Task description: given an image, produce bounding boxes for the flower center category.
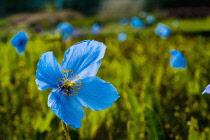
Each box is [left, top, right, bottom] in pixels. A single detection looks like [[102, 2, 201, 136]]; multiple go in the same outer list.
[[63, 80, 76, 89], [18, 39, 25, 46], [57, 70, 82, 97]]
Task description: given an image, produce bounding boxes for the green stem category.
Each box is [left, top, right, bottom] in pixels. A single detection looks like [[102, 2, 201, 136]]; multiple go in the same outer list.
[[61, 120, 71, 140]]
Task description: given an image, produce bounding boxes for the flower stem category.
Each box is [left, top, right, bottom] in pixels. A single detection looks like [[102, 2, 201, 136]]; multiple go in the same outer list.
[[61, 120, 71, 140]]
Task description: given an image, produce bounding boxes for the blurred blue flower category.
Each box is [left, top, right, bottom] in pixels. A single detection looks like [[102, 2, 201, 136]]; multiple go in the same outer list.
[[57, 22, 73, 41], [146, 15, 155, 24], [202, 84, 210, 94], [34, 25, 42, 34], [90, 23, 102, 35], [155, 23, 171, 38], [130, 17, 145, 28], [172, 19, 179, 28], [120, 17, 129, 25], [169, 49, 186, 69], [140, 11, 147, 18], [72, 28, 80, 37], [10, 31, 28, 54], [118, 33, 127, 42], [36, 40, 119, 129]]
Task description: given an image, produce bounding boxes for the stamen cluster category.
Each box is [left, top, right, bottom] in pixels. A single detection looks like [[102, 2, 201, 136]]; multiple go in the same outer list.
[[57, 70, 82, 97]]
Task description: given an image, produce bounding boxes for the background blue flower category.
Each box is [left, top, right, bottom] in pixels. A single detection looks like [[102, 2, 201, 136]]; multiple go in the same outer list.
[[155, 23, 171, 38], [202, 84, 210, 94], [120, 17, 129, 26], [130, 16, 145, 28], [140, 11, 147, 18], [57, 22, 73, 41], [72, 28, 80, 37], [36, 40, 120, 129], [146, 15, 155, 24], [169, 49, 187, 69], [10, 31, 28, 54], [118, 33, 127, 42], [90, 23, 102, 35]]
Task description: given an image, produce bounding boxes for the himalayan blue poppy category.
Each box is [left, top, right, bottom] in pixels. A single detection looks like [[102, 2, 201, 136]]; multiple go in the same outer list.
[[34, 25, 42, 34], [72, 28, 80, 37], [146, 15, 155, 24], [130, 17, 145, 28], [155, 23, 171, 38], [118, 33, 127, 42], [170, 49, 186, 69], [36, 40, 119, 129], [57, 22, 73, 41], [120, 17, 129, 25], [202, 84, 210, 94], [90, 23, 101, 35], [10, 31, 28, 54]]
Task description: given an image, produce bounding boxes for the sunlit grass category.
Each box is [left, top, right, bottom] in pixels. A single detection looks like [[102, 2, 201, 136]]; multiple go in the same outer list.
[[0, 16, 210, 139]]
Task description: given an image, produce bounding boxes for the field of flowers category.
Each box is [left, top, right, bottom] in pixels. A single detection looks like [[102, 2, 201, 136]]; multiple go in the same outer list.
[[1, 15, 210, 140]]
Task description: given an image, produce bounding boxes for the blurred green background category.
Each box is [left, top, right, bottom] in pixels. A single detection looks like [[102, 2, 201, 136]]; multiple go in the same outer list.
[[1, 0, 210, 140]]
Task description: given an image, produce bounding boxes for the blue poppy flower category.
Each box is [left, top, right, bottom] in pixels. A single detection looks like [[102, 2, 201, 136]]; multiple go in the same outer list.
[[120, 17, 129, 26], [172, 19, 179, 28], [11, 31, 28, 54], [34, 25, 42, 34], [90, 23, 101, 35], [130, 17, 145, 28], [169, 49, 186, 69], [146, 15, 155, 24], [72, 28, 80, 37], [140, 11, 147, 18], [118, 33, 127, 42], [155, 23, 171, 38], [35, 40, 119, 129], [57, 22, 73, 41], [202, 84, 210, 94]]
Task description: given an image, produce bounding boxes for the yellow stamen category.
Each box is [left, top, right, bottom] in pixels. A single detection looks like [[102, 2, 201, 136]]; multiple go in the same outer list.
[[56, 69, 82, 97], [63, 80, 76, 88]]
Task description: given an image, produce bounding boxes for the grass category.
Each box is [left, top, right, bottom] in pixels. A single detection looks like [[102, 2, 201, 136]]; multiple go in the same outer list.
[[0, 15, 210, 140]]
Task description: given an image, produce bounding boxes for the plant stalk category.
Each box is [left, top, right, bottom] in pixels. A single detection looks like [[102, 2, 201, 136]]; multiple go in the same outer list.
[[61, 120, 71, 140]]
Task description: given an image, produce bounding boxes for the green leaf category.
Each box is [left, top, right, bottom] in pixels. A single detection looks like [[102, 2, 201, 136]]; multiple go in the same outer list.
[[38, 110, 54, 132], [144, 105, 164, 140], [188, 117, 199, 140]]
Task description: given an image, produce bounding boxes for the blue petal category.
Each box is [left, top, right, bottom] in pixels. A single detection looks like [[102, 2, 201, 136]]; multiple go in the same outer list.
[[120, 17, 128, 25], [62, 40, 106, 79], [57, 22, 73, 41], [57, 22, 73, 35], [118, 33, 127, 42], [10, 31, 28, 54], [155, 23, 171, 38], [91, 23, 101, 35], [48, 90, 85, 128], [202, 84, 210, 94], [36, 52, 62, 91], [130, 17, 145, 28], [170, 49, 186, 69], [146, 15, 155, 24], [75, 77, 120, 111]]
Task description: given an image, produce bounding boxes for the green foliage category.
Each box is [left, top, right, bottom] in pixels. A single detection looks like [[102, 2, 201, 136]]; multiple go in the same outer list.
[[188, 117, 199, 140], [144, 105, 164, 140], [0, 16, 210, 140]]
